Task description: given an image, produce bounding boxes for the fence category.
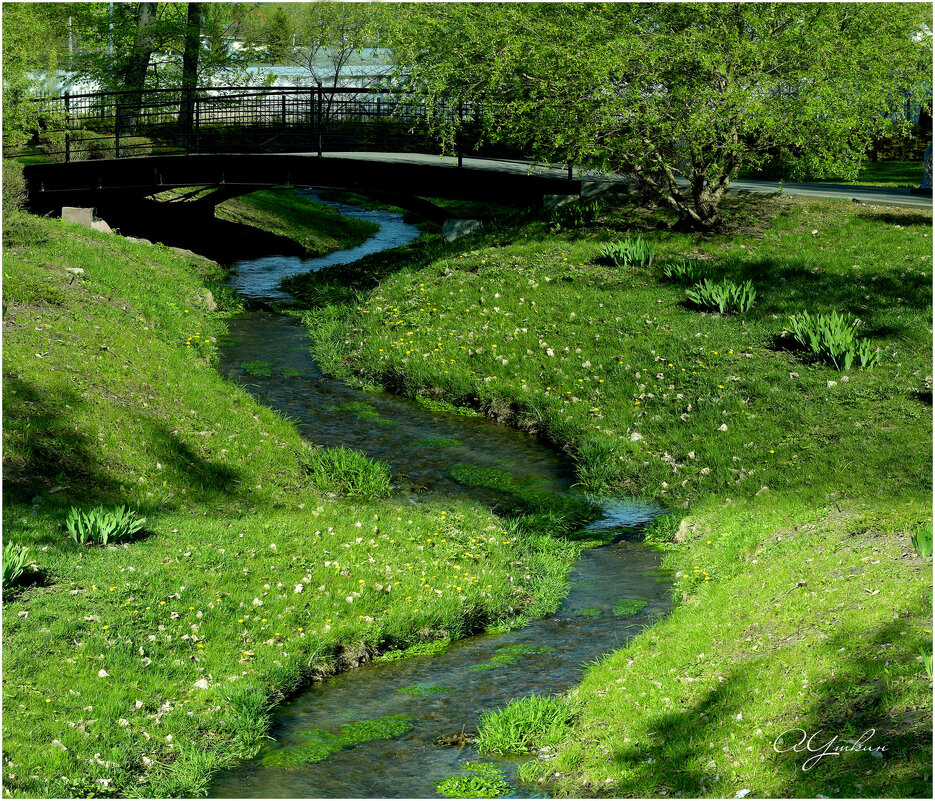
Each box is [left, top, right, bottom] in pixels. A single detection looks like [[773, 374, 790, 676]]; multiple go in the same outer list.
[[13, 84, 495, 165]]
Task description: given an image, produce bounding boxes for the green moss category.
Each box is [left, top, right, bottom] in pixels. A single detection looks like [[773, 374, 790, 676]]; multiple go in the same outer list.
[[490, 644, 556, 665], [415, 436, 463, 448], [396, 683, 455, 695], [450, 464, 517, 492], [435, 762, 512, 798], [575, 607, 603, 616], [613, 598, 649, 616], [282, 368, 303, 378], [263, 714, 415, 767], [241, 360, 272, 377], [377, 638, 451, 661]]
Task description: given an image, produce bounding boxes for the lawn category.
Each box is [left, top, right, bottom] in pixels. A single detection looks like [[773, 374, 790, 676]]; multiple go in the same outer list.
[[287, 189, 933, 797]]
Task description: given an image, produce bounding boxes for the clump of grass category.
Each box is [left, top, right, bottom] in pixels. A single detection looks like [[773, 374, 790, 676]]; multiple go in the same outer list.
[[549, 199, 603, 231], [2, 543, 35, 594], [477, 693, 578, 755], [787, 310, 879, 370], [662, 257, 709, 284], [613, 598, 648, 615], [910, 523, 933, 558], [686, 278, 756, 314], [65, 505, 146, 546], [415, 397, 481, 416], [597, 237, 655, 269], [436, 763, 512, 799], [304, 446, 392, 499], [643, 513, 681, 543]]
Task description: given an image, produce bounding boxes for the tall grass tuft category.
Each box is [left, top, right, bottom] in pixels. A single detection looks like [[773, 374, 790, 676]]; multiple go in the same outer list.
[[686, 278, 756, 314], [477, 693, 578, 754], [2, 543, 35, 594], [597, 237, 655, 269], [65, 505, 146, 546], [910, 523, 933, 558], [787, 311, 879, 370], [305, 446, 393, 499], [662, 257, 709, 284]]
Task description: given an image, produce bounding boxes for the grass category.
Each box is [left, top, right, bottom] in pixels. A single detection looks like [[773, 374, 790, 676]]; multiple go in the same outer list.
[[289, 190, 932, 797], [477, 693, 578, 755], [739, 160, 924, 188], [214, 187, 379, 255], [0, 205, 586, 798], [436, 762, 513, 798]]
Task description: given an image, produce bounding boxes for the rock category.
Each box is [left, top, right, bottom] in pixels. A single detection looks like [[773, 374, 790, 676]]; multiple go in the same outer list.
[[442, 218, 482, 242], [124, 236, 153, 245], [90, 219, 112, 234], [755, 486, 769, 496], [61, 207, 95, 227], [718, 423, 728, 431], [192, 678, 209, 689], [629, 432, 643, 442], [202, 290, 218, 313], [64, 267, 85, 277], [675, 520, 692, 543]]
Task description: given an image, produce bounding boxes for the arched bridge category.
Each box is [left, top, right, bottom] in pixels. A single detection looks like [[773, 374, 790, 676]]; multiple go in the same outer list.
[[18, 85, 584, 214]]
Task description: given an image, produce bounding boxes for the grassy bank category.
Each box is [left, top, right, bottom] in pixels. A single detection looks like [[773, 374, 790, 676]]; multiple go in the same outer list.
[[288, 191, 933, 796], [739, 160, 924, 188], [0, 198, 585, 797]]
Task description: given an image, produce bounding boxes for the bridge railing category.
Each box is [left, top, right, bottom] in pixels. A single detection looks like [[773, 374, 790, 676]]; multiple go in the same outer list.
[[10, 84, 503, 165]]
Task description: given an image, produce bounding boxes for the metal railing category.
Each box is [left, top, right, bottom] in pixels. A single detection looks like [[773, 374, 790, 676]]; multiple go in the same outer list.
[[11, 84, 497, 165]]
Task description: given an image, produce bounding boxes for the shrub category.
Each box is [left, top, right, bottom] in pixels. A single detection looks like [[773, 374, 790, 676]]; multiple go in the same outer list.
[[2, 543, 35, 594], [662, 258, 709, 284], [477, 693, 578, 754], [597, 237, 655, 269], [686, 277, 756, 314], [305, 446, 393, 498], [787, 310, 879, 370], [65, 505, 146, 546], [2, 160, 45, 248]]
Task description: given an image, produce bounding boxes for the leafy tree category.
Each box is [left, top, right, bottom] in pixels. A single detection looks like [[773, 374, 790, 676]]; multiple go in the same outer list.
[[264, 4, 293, 65], [388, 3, 933, 230]]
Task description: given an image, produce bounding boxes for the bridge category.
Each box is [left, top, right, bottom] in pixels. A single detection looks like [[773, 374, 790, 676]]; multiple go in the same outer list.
[[17, 84, 583, 215], [15, 84, 931, 217]]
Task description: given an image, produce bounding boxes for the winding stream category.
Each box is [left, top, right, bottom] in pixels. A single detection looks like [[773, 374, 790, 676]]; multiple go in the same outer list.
[[208, 191, 672, 798]]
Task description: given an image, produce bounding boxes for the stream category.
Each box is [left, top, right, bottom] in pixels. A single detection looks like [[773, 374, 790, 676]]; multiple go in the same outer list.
[[208, 191, 672, 798]]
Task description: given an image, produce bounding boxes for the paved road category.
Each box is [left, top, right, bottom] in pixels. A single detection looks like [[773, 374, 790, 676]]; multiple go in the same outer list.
[[314, 151, 933, 211]]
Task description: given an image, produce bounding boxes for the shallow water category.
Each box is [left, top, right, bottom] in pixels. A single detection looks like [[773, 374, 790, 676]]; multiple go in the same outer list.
[[209, 194, 671, 798]]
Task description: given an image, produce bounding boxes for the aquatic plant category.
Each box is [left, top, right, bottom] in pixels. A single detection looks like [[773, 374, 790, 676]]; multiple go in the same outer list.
[[415, 436, 463, 448], [613, 598, 649, 616], [575, 607, 603, 616], [240, 360, 272, 377], [378, 638, 451, 661], [397, 683, 454, 695], [435, 763, 512, 799], [65, 505, 146, 546], [262, 714, 415, 767]]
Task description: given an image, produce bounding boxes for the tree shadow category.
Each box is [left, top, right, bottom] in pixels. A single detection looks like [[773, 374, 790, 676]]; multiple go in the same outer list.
[[859, 210, 933, 228]]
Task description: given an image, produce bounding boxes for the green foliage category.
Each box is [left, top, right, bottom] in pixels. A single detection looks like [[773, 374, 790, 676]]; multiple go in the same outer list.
[[37, 129, 152, 162], [65, 505, 146, 547], [2, 543, 35, 594], [910, 523, 933, 558], [613, 598, 649, 615], [396, 683, 454, 695], [378, 638, 451, 661], [787, 311, 880, 370], [662, 258, 709, 285], [415, 436, 463, 448], [643, 513, 681, 543], [263, 714, 415, 766], [2, 160, 46, 249], [549, 199, 603, 231], [304, 446, 393, 499], [686, 278, 756, 314], [435, 763, 512, 799], [240, 360, 272, 377], [477, 693, 578, 755], [388, 4, 932, 229], [597, 237, 655, 269], [575, 607, 603, 616]]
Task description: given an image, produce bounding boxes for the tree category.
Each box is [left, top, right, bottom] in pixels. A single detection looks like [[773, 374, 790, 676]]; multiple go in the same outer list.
[[388, 3, 933, 230], [264, 5, 293, 65]]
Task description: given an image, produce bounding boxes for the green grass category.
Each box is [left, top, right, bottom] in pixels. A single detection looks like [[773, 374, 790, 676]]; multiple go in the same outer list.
[[290, 191, 932, 797], [0, 210, 585, 798], [477, 693, 578, 755], [214, 188, 379, 255], [739, 160, 924, 188]]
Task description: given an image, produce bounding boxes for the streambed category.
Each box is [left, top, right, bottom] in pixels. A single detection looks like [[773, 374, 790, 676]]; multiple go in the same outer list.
[[209, 191, 672, 797]]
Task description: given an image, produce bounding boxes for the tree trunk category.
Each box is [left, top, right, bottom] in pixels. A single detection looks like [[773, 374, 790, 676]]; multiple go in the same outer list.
[[117, 2, 158, 139], [178, 2, 203, 148]]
